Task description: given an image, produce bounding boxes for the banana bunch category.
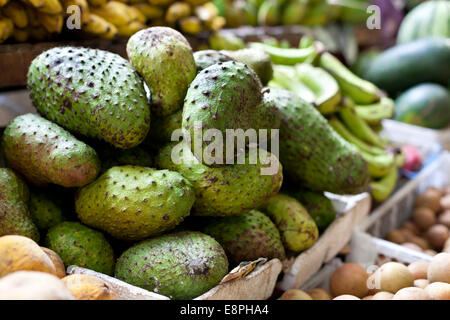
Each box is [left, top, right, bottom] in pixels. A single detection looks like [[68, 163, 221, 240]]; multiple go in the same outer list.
[[0, 0, 64, 43], [264, 39, 399, 203]]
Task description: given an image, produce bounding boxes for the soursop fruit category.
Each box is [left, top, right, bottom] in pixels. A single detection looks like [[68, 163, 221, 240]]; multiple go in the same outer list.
[[29, 190, 65, 231], [155, 142, 283, 216], [75, 165, 195, 241], [145, 109, 182, 146], [2, 114, 100, 187], [115, 231, 228, 299], [27, 47, 151, 149], [0, 168, 40, 242], [127, 27, 197, 117], [94, 143, 153, 173], [45, 222, 115, 275], [193, 50, 235, 72], [200, 210, 286, 265]]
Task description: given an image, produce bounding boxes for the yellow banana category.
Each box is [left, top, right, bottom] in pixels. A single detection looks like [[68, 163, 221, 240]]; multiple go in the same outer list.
[[2, 1, 28, 28], [370, 165, 398, 203], [13, 28, 29, 42], [127, 6, 146, 24], [83, 13, 117, 38], [206, 16, 225, 31], [62, 0, 90, 23], [0, 0, 10, 7], [91, 1, 133, 26], [148, 0, 174, 6], [131, 3, 163, 20], [23, 0, 45, 10], [86, 0, 106, 7], [179, 16, 201, 35], [116, 20, 145, 36], [165, 2, 191, 24], [0, 16, 13, 43], [354, 97, 394, 126], [25, 6, 41, 27], [195, 2, 218, 23], [37, 12, 63, 33], [28, 25, 49, 40], [33, 0, 63, 15], [184, 0, 208, 5]]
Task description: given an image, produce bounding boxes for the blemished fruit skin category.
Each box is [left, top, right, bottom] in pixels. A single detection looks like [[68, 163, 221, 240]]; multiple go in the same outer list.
[[0, 169, 40, 242], [45, 222, 115, 275], [261, 193, 318, 252], [265, 87, 369, 194], [27, 47, 150, 149], [394, 83, 450, 130], [75, 165, 195, 241], [115, 231, 229, 299], [193, 50, 235, 72], [221, 48, 274, 85], [29, 190, 65, 231], [127, 27, 196, 117], [156, 143, 283, 216], [200, 210, 286, 265], [2, 114, 100, 187]]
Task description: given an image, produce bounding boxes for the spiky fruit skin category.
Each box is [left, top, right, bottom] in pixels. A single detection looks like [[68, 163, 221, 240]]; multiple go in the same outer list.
[[221, 49, 273, 85], [156, 143, 283, 216], [45, 222, 115, 275], [2, 114, 100, 187], [261, 193, 318, 252], [0, 169, 39, 242], [127, 27, 196, 117], [265, 88, 369, 194], [94, 143, 153, 173], [193, 50, 235, 72], [27, 47, 150, 149], [29, 190, 65, 231], [146, 109, 182, 146], [115, 231, 228, 299], [201, 210, 286, 265], [75, 165, 195, 241]]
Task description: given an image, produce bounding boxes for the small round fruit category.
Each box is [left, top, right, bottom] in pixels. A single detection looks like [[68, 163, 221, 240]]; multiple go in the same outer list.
[[440, 195, 450, 210], [400, 228, 417, 242], [306, 288, 332, 300], [371, 291, 394, 300], [0, 235, 56, 278], [414, 279, 429, 289], [402, 221, 421, 236], [280, 289, 312, 300], [392, 287, 431, 300], [333, 295, 360, 300], [425, 224, 449, 249], [386, 230, 406, 244], [415, 191, 441, 212], [41, 247, 66, 278], [412, 207, 436, 230], [62, 274, 118, 300], [329, 263, 369, 298], [409, 236, 430, 250], [425, 282, 450, 300], [427, 252, 450, 283], [437, 210, 450, 228], [408, 261, 429, 280], [368, 262, 414, 293]]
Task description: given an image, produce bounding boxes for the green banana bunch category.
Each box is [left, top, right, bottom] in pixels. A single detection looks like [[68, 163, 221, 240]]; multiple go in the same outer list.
[[370, 165, 398, 203], [354, 97, 394, 126], [249, 42, 318, 65]]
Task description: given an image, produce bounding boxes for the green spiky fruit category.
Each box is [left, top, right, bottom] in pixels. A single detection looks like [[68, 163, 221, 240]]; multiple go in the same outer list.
[[115, 231, 228, 299], [127, 27, 197, 117], [221, 49, 273, 85], [95, 143, 153, 173], [146, 109, 183, 146], [200, 210, 286, 265], [193, 50, 235, 72], [75, 165, 195, 241], [27, 46, 150, 149], [2, 114, 100, 187], [0, 168, 39, 242], [261, 193, 318, 252], [264, 88, 369, 194], [45, 222, 114, 275], [156, 143, 283, 216], [29, 190, 65, 231]]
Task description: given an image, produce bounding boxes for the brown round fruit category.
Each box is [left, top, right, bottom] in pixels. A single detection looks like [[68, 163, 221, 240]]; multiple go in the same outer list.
[[368, 262, 414, 293], [414, 279, 429, 289], [329, 263, 369, 298], [333, 294, 360, 300], [392, 287, 431, 300], [400, 228, 417, 242], [438, 210, 450, 228], [425, 282, 450, 300], [402, 222, 421, 236], [440, 195, 450, 211], [412, 207, 436, 231], [427, 252, 450, 283], [0, 235, 56, 278], [415, 191, 441, 212], [279, 289, 312, 300], [425, 224, 449, 249], [305, 288, 332, 300], [402, 242, 423, 252], [62, 274, 118, 300], [41, 247, 65, 278], [371, 291, 394, 300], [409, 236, 430, 250], [386, 230, 406, 244], [408, 261, 429, 280]]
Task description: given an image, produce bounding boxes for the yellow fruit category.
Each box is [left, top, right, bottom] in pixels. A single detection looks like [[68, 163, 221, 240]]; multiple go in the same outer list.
[[127, 6, 146, 23], [36, 0, 63, 14], [62, 274, 118, 300], [41, 247, 66, 279], [165, 2, 191, 24], [148, 0, 174, 6], [0, 16, 14, 43], [194, 2, 217, 22], [24, 0, 46, 10], [116, 20, 145, 36], [13, 28, 29, 42], [37, 12, 64, 33], [86, 0, 106, 6], [179, 16, 201, 34], [90, 1, 132, 26], [205, 15, 225, 31], [131, 3, 163, 20], [2, 1, 28, 28], [83, 13, 117, 38], [0, 0, 10, 7]]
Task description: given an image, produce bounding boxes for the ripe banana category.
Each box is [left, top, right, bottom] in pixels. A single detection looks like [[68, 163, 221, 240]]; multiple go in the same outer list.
[[127, 6, 146, 24], [328, 117, 385, 156], [91, 1, 132, 26], [295, 63, 341, 114], [62, 0, 90, 24], [83, 13, 117, 38], [165, 2, 191, 24], [318, 52, 382, 105], [2, 1, 28, 28], [36, 0, 63, 15], [206, 16, 225, 31], [0, 0, 10, 7], [354, 97, 394, 126], [86, 0, 106, 7], [131, 3, 163, 20], [339, 98, 385, 148], [249, 42, 317, 65], [37, 12, 63, 33], [13, 28, 29, 42], [179, 16, 201, 35], [25, 6, 41, 26], [0, 16, 13, 43], [116, 20, 145, 37], [370, 165, 398, 203]]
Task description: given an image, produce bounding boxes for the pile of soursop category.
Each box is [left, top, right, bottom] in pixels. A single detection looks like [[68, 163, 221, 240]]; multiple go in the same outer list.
[[0, 26, 370, 300]]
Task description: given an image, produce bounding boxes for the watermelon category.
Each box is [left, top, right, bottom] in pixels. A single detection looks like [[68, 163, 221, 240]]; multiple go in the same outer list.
[[394, 83, 450, 130], [397, 0, 450, 44]]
